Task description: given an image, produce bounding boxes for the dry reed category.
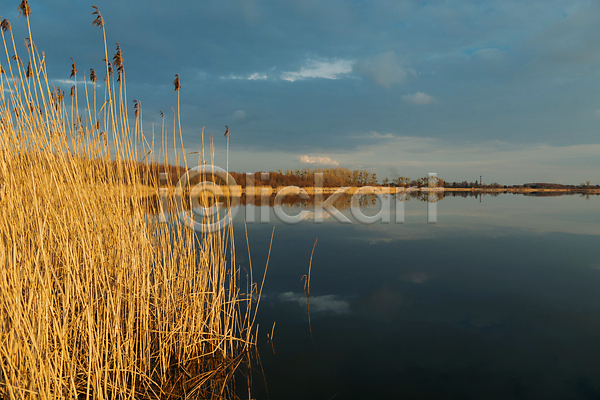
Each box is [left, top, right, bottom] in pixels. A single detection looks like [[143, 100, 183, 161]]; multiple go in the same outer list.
[[0, 4, 256, 399]]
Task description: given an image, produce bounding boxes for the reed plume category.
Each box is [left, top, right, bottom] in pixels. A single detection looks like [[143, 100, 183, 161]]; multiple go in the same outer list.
[[173, 73, 181, 91], [1, 19, 11, 32], [113, 42, 123, 82], [91, 5, 104, 28], [17, 0, 30, 18], [70, 57, 77, 77], [103, 59, 112, 79]]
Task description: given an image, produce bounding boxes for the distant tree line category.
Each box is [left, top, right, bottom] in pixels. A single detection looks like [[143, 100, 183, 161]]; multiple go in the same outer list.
[[132, 162, 597, 190], [381, 176, 445, 188], [144, 165, 447, 188], [229, 168, 379, 188], [444, 180, 500, 188], [444, 181, 600, 190], [521, 182, 599, 189], [443, 181, 599, 189], [230, 169, 448, 188]]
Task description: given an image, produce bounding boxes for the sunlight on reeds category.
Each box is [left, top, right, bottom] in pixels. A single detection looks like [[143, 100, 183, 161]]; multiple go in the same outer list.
[[0, 3, 256, 398]]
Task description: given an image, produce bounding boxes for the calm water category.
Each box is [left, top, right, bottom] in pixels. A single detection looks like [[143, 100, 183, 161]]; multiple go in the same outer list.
[[226, 193, 600, 399]]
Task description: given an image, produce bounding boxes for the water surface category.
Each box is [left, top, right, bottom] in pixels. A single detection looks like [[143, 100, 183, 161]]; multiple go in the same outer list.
[[232, 193, 600, 399]]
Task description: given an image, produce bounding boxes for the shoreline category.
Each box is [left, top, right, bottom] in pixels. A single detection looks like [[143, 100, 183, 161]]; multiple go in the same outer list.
[[150, 185, 600, 196]]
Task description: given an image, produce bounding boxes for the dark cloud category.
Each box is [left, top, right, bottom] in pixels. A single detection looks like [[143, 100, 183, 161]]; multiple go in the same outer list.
[[4, 0, 598, 181]]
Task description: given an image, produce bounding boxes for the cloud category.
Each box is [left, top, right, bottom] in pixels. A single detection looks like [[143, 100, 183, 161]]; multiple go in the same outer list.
[[280, 59, 354, 82], [300, 155, 339, 166], [368, 131, 394, 139], [401, 92, 435, 105], [342, 137, 600, 185], [221, 72, 268, 80], [524, 2, 600, 68], [220, 131, 600, 186], [222, 59, 354, 83], [52, 79, 98, 86], [233, 110, 247, 120], [247, 72, 268, 80], [279, 292, 350, 314], [354, 51, 411, 88]]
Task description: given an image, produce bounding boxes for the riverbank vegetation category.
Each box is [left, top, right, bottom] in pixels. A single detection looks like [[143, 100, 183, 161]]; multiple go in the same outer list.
[[0, 2, 255, 398]]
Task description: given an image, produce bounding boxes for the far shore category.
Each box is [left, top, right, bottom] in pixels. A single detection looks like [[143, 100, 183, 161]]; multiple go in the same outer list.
[[147, 185, 600, 196]]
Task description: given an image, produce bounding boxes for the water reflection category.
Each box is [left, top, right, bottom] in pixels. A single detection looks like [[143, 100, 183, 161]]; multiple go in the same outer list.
[[232, 194, 600, 399], [143, 190, 444, 213], [143, 189, 599, 215]]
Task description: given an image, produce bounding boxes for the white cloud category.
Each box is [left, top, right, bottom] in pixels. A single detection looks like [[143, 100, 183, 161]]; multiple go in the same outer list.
[[221, 72, 268, 80], [354, 51, 412, 89], [247, 72, 268, 80], [401, 92, 435, 105], [279, 292, 350, 314], [300, 155, 339, 166], [219, 59, 354, 83], [280, 59, 354, 82], [52, 78, 98, 86], [368, 131, 394, 139], [233, 110, 247, 120]]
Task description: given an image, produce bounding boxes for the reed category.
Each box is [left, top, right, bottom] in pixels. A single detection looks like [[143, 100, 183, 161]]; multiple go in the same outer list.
[[0, 3, 256, 398]]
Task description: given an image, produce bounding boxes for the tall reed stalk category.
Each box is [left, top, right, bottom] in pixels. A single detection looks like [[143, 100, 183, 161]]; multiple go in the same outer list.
[[0, 3, 256, 398]]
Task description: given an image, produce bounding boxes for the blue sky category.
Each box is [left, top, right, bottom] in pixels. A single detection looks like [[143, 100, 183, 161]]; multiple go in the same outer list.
[[3, 0, 600, 184]]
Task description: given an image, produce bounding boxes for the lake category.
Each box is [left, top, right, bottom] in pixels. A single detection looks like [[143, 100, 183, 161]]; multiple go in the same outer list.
[[226, 192, 600, 399]]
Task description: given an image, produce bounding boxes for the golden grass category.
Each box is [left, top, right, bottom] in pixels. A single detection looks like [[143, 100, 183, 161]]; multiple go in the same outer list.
[[0, 3, 256, 398]]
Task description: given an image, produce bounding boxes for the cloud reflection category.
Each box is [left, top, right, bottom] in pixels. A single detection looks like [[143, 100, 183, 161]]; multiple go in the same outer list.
[[279, 292, 350, 315]]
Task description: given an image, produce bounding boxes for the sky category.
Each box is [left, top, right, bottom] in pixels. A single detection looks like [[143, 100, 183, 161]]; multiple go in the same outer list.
[[2, 0, 600, 184]]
